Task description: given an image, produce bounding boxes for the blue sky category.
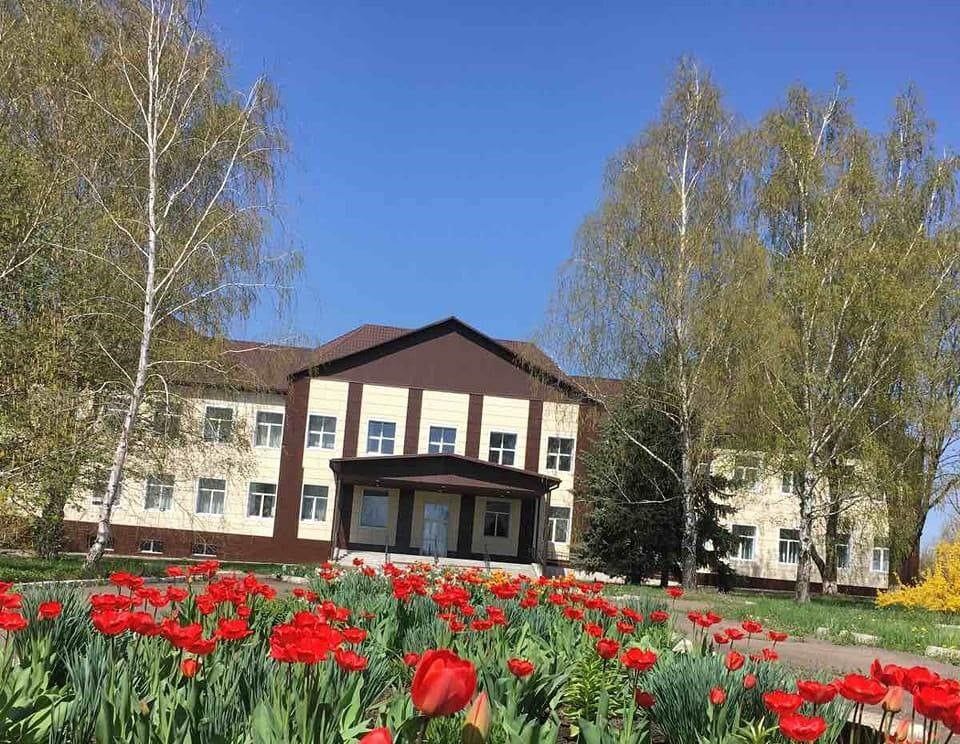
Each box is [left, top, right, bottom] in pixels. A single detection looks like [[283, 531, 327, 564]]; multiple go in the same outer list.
[[207, 1, 959, 544]]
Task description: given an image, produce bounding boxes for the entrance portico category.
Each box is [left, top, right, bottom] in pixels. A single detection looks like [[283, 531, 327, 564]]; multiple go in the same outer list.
[[329, 453, 560, 564]]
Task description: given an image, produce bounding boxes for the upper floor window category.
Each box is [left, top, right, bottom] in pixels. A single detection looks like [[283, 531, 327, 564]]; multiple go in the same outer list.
[[872, 546, 890, 574], [91, 468, 122, 506], [428, 426, 457, 454], [254, 411, 284, 448], [144, 474, 174, 512], [301, 484, 328, 522], [781, 470, 799, 495], [836, 533, 851, 569], [152, 400, 182, 437], [488, 432, 517, 466], [366, 421, 396, 455], [548, 506, 571, 543], [359, 488, 389, 528], [196, 478, 226, 515], [203, 406, 234, 443], [778, 528, 800, 564], [307, 415, 337, 449], [483, 500, 511, 538], [545, 437, 574, 472], [247, 482, 277, 518], [733, 455, 761, 490], [732, 524, 757, 561]]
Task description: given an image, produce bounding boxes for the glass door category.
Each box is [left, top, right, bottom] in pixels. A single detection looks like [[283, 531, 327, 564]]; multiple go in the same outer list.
[[421, 502, 450, 558]]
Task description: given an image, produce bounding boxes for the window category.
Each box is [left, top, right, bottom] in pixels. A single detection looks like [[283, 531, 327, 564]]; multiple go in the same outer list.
[[91, 469, 122, 506], [548, 506, 571, 543], [99, 392, 128, 429], [203, 406, 234, 443], [732, 525, 757, 561], [300, 485, 328, 522], [196, 478, 226, 515], [483, 500, 511, 538], [254, 411, 284, 448], [192, 542, 218, 557], [734, 456, 761, 490], [836, 533, 851, 570], [488, 432, 518, 466], [359, 489, 389, 528], [139, 539, 164, 554], [428, 426, 457, 454], [247, 482, 277, 518], [86, 533, 114, 551], [152, 401, 181, 437], [144, 475, 174, 511], [781, 471, 801, 495], [546, 437, 574, 471], [872, 546, 890, 573], [306, 415, 337, 449], [778, 528, 801, 564], [366, 421, 396, 454]]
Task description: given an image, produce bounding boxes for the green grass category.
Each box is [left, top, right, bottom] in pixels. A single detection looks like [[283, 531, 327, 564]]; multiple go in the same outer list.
[[0, 554, 294, 583], [606, 583, 960, 656]]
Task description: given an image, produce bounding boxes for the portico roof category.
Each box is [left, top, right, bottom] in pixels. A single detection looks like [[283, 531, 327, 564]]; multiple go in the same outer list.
[[329, 453, 560, 499]]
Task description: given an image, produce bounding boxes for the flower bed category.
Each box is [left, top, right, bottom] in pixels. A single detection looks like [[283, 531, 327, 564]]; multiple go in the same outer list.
[[0, 562, 957, 743]]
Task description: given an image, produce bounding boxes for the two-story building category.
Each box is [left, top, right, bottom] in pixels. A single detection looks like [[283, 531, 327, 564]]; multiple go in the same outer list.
[[64, 317, 594, 569]]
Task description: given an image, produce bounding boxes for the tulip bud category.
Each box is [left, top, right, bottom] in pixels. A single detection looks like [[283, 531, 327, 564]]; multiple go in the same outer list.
[[180, 658, 198, 678], [462, 692, 490, 744], [882, 686, 904, 713], [888, 719, 910, 743]]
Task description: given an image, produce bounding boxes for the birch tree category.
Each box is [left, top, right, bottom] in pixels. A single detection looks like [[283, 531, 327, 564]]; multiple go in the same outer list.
[[549, 59, 762, 589], [69, 0, 295, 565]]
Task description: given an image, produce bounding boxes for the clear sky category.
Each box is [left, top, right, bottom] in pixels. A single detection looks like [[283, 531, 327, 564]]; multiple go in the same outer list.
[[206, 1, 959, 544]]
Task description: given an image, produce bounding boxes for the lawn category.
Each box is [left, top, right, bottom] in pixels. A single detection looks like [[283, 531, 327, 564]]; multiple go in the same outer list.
[[606, 583, 960, 656], [0, 553, 292, 583]]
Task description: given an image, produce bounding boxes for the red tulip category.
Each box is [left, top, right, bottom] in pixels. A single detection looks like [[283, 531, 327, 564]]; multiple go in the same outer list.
[[507, 658, 535, 678], [763, 690, 804, 716], [635, 689, 655, 708], [713, 632, 730, 645], [0, 611, 27, 632], [621, 648, 658, 673], [836, 674, 887, 706], [359, 728, 392, 744], [743, 674, 757, 690], [779, 713, 827, 742], [403, 652, 421, 667], [725, 651, 745, 672], [334, 648, 368, 672], [91, 609, 130, 636], [596, 638, 620, 660], [768, 630, 788, 644], [797, 680, 837, 706], [216, 618, 252, 641], [667, 587, 683, 600], [902, 665, 939, 695], [650, 610, 669, 624], [709, 687, 727, 705], [914, 684, 960, 722], [37, 601, 62, 620], [411, 649, 477, 717], [741, 620, 763, 635], [870, 659, 905, 687], [180, 658, 199, 678]]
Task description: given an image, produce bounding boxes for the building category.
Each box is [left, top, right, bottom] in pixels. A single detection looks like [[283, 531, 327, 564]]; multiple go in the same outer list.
[[62, 316, 888, 592]]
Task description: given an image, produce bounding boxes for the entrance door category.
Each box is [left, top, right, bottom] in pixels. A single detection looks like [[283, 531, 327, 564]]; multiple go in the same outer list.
[[422, 502, 450, 558]]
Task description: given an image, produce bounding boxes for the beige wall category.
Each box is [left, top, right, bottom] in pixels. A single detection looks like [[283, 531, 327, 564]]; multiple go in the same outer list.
[[418, 390, 470, 455], [348, 485, 399, 546], [471, 496, 521, 557], [409, 491, 461, 552], [478, 396, 529, 467], [357, 384, 409, 456], [540, 400, 580, 561]]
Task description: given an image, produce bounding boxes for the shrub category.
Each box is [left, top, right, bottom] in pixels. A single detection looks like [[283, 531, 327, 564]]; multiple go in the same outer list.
[[877, 540, 960, 612]]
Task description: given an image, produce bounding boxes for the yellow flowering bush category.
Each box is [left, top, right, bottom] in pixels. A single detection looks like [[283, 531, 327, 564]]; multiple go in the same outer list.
[[877, 541, 960, 612]]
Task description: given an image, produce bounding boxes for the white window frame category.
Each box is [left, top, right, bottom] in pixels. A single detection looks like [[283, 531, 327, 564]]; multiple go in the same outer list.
[[733, 455, 762, 491], [253, 410, 284, 448], [359, 488, 390, 529], [87, 533, 115, 552], [144, 474, 174, 512], [191, 542, 218, 557], [871, 546, 890, 574], [203, 405, 234, 443], [731, 524, 758, 562], [483, 500, 512, 538], [488, 431, 518, 466], [781, 471, 796, 495], [545, 437, 574, 472], [778, 528, 801, 565], [139, 538, 164, 555], [306, 414, 338, 450], [366, 420, 396, 455], [300, 484, 329, 522], [836, 535, 851, 570], [247, 482, 277, 519], [547, 506, 571, 543], [428, 426, 457, 454], [196, 478, 226, 515]]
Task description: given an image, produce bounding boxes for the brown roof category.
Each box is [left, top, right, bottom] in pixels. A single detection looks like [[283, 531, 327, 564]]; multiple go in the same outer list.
[[570, 375, 624, 399]]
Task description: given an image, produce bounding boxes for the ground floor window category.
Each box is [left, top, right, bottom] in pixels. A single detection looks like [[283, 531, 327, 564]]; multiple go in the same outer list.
[[86, 533, 114, 551], [139, 538, 164, 554], [778, 528, 800, 564], [872, 546, 890, 573], [836, 533, 851, 569], [192, 542, 218, 557], [732, 524, 757, 561], [247, 482, 277, 518], [483, 500, 511, 538], [547, 506, 571, 543], [359, 489, 389, 528], [301, 484, 329, 522]]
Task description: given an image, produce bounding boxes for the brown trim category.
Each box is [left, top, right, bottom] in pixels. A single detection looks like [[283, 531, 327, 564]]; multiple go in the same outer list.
[[457, 494, 476, 555], [395, 488, 415, 550], [698, 572, 879, 598], [62, 521, 331, 564], [571, 402, 600, 544], [343, 382, 364, 458], [525, 400, 543, 472], [404, 388, 423, 454], [465, 394, 483, 458], [274, 375, 309, 546]]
